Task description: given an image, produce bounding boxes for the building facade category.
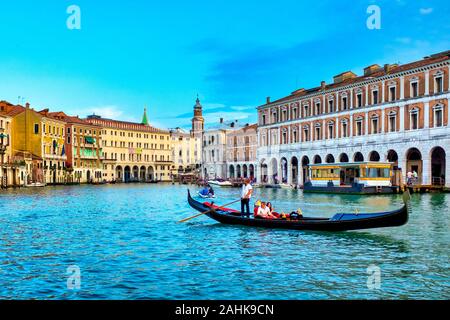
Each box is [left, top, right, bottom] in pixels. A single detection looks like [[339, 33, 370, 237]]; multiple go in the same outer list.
[[1, 102, 43, 186], [170, 128, 202, 176], [169, 98, 204, 177], [39, 109, 67, 184], [202, 127, 228, 180], [86, 109, 172, 182], [226, 123, 258, 181], [257, 50, 450, 188], [48, 112, 103, 183], [0, 111, 14, 187], [202, 119, 243, 180]]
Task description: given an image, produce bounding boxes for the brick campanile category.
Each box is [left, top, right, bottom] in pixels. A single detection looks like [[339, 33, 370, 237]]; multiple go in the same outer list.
[[191, 96, 204, 137]]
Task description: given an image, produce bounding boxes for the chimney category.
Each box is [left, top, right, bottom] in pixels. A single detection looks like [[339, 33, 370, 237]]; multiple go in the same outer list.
[[321, 81, 326, 90], [25, 103, 30, 109], [384, 64, 390, 73], [266, 96, 271, 104]]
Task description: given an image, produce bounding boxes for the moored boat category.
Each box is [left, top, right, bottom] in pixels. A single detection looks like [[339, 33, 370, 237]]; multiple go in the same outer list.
[[207, 179, 233, 187], [187, 190, 410, 231], [25, 182, 46, 188], [303, 162, 398, 195]]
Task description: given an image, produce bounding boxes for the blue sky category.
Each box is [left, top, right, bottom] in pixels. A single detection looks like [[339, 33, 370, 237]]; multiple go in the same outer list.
[[0, 0, 449, 129]]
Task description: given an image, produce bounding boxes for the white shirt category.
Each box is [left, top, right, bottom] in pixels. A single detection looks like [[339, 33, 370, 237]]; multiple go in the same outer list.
[[257, 206, 271, 218], [241, 183, 253, 199]]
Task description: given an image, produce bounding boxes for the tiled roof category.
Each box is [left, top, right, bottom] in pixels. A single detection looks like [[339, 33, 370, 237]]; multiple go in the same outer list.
[[0, 101, 25, 117], [260, 50, 450, 108], [47, 111, 100, 127], [85, 116, 169, 134]]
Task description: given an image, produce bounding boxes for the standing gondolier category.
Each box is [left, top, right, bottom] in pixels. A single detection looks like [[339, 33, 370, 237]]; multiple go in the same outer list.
[[240, 178, 253, 218]]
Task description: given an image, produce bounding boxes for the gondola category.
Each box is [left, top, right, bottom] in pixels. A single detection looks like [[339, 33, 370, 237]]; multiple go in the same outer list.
[[187, 190, 410, 232]]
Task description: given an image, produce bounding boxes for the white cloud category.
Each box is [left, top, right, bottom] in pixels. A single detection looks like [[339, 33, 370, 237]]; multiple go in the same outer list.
[[66, 105, 139, 123], [419, 8, 433, 15]]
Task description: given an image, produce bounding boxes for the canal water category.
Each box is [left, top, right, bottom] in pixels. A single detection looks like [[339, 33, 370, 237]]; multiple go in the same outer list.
[[0, 184, 448, 300]]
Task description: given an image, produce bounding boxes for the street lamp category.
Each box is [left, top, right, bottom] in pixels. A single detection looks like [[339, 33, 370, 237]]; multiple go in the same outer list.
[[0, 128, 10, 188]]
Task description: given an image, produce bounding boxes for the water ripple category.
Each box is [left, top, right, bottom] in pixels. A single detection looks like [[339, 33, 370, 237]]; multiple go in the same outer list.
[[0, 184, 449, 299]]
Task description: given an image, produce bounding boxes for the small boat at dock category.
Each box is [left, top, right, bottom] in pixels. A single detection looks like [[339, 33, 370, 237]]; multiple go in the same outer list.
[[187, 190, 410, 232], [207, 179, 233, 187]]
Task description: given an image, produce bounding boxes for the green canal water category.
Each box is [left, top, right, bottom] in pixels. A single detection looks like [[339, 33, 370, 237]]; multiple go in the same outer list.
[[0, 184, 449, 299]]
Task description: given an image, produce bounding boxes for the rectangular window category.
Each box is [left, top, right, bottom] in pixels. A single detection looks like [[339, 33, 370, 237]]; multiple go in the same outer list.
[[411, 82, 418, 97], [389, 116, 396, 132], [435, 109, 443, 127], [342, 123, 348, 138], [328, 125, 333, 139], [304, 129, 309, 141], [328, 100, 334, 113], [34, 123, 39, 134], [262, 115, 266, 125], [303, 106, 309, 117], [356, 94, 362, 108], [389, 87, 396, 102], [342, 97, 348, 110], [373, 91, 379, 105], [411, 112, 418, 130], [371, 118, 379, 134], [356, 121, 363, 136], [315, 127, 320, 140], [435, 77, 443, 93]]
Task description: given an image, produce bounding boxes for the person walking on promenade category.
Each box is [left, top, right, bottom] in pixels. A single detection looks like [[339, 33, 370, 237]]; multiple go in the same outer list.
[[240, 178, 253, 218]]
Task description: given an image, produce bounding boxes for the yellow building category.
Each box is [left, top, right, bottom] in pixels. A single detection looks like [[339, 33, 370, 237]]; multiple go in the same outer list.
[[1, 101, 43, 186], [39, 109, 68, 184], [169, 97, 204, 180], [85, 109, 172, 182]]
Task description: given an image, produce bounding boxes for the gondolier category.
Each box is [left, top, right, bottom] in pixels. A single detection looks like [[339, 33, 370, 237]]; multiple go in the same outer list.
[[240, 179, 253, 218]]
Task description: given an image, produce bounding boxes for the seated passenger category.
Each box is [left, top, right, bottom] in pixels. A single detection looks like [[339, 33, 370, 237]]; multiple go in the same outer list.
[[253, 200, 262, 217], [289, 208, 303, 220], [208, 185, 215, 196], [266, 202, 280, 218], [256, 202, 277, 219], [200, 187, 210, 196]]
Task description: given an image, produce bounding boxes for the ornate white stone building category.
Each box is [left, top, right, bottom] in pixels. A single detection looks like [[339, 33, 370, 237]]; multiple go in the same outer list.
[[202, 122, 228, 180], [257, 50, 450, 188]]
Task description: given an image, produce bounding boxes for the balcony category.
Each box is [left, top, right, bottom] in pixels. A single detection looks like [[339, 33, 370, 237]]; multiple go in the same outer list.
[[258, 126, 450, 156]]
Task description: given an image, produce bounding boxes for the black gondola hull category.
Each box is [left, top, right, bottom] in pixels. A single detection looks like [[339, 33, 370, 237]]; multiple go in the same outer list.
[[187, 191, 409, 232]]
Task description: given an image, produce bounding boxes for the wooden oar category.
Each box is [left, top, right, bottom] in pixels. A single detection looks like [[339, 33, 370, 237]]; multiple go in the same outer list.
[[179, 199, 242, 223]]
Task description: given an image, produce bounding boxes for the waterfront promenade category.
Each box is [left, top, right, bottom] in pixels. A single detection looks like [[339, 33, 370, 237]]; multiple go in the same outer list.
[[0, 184, 449, 299]]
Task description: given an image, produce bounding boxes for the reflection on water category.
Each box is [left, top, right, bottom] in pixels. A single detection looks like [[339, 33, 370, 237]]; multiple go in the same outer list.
[[0, 184, 449, 300]]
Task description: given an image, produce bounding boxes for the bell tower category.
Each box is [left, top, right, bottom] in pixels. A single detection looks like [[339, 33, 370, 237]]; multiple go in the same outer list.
[[191, 95, 204, 137]]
